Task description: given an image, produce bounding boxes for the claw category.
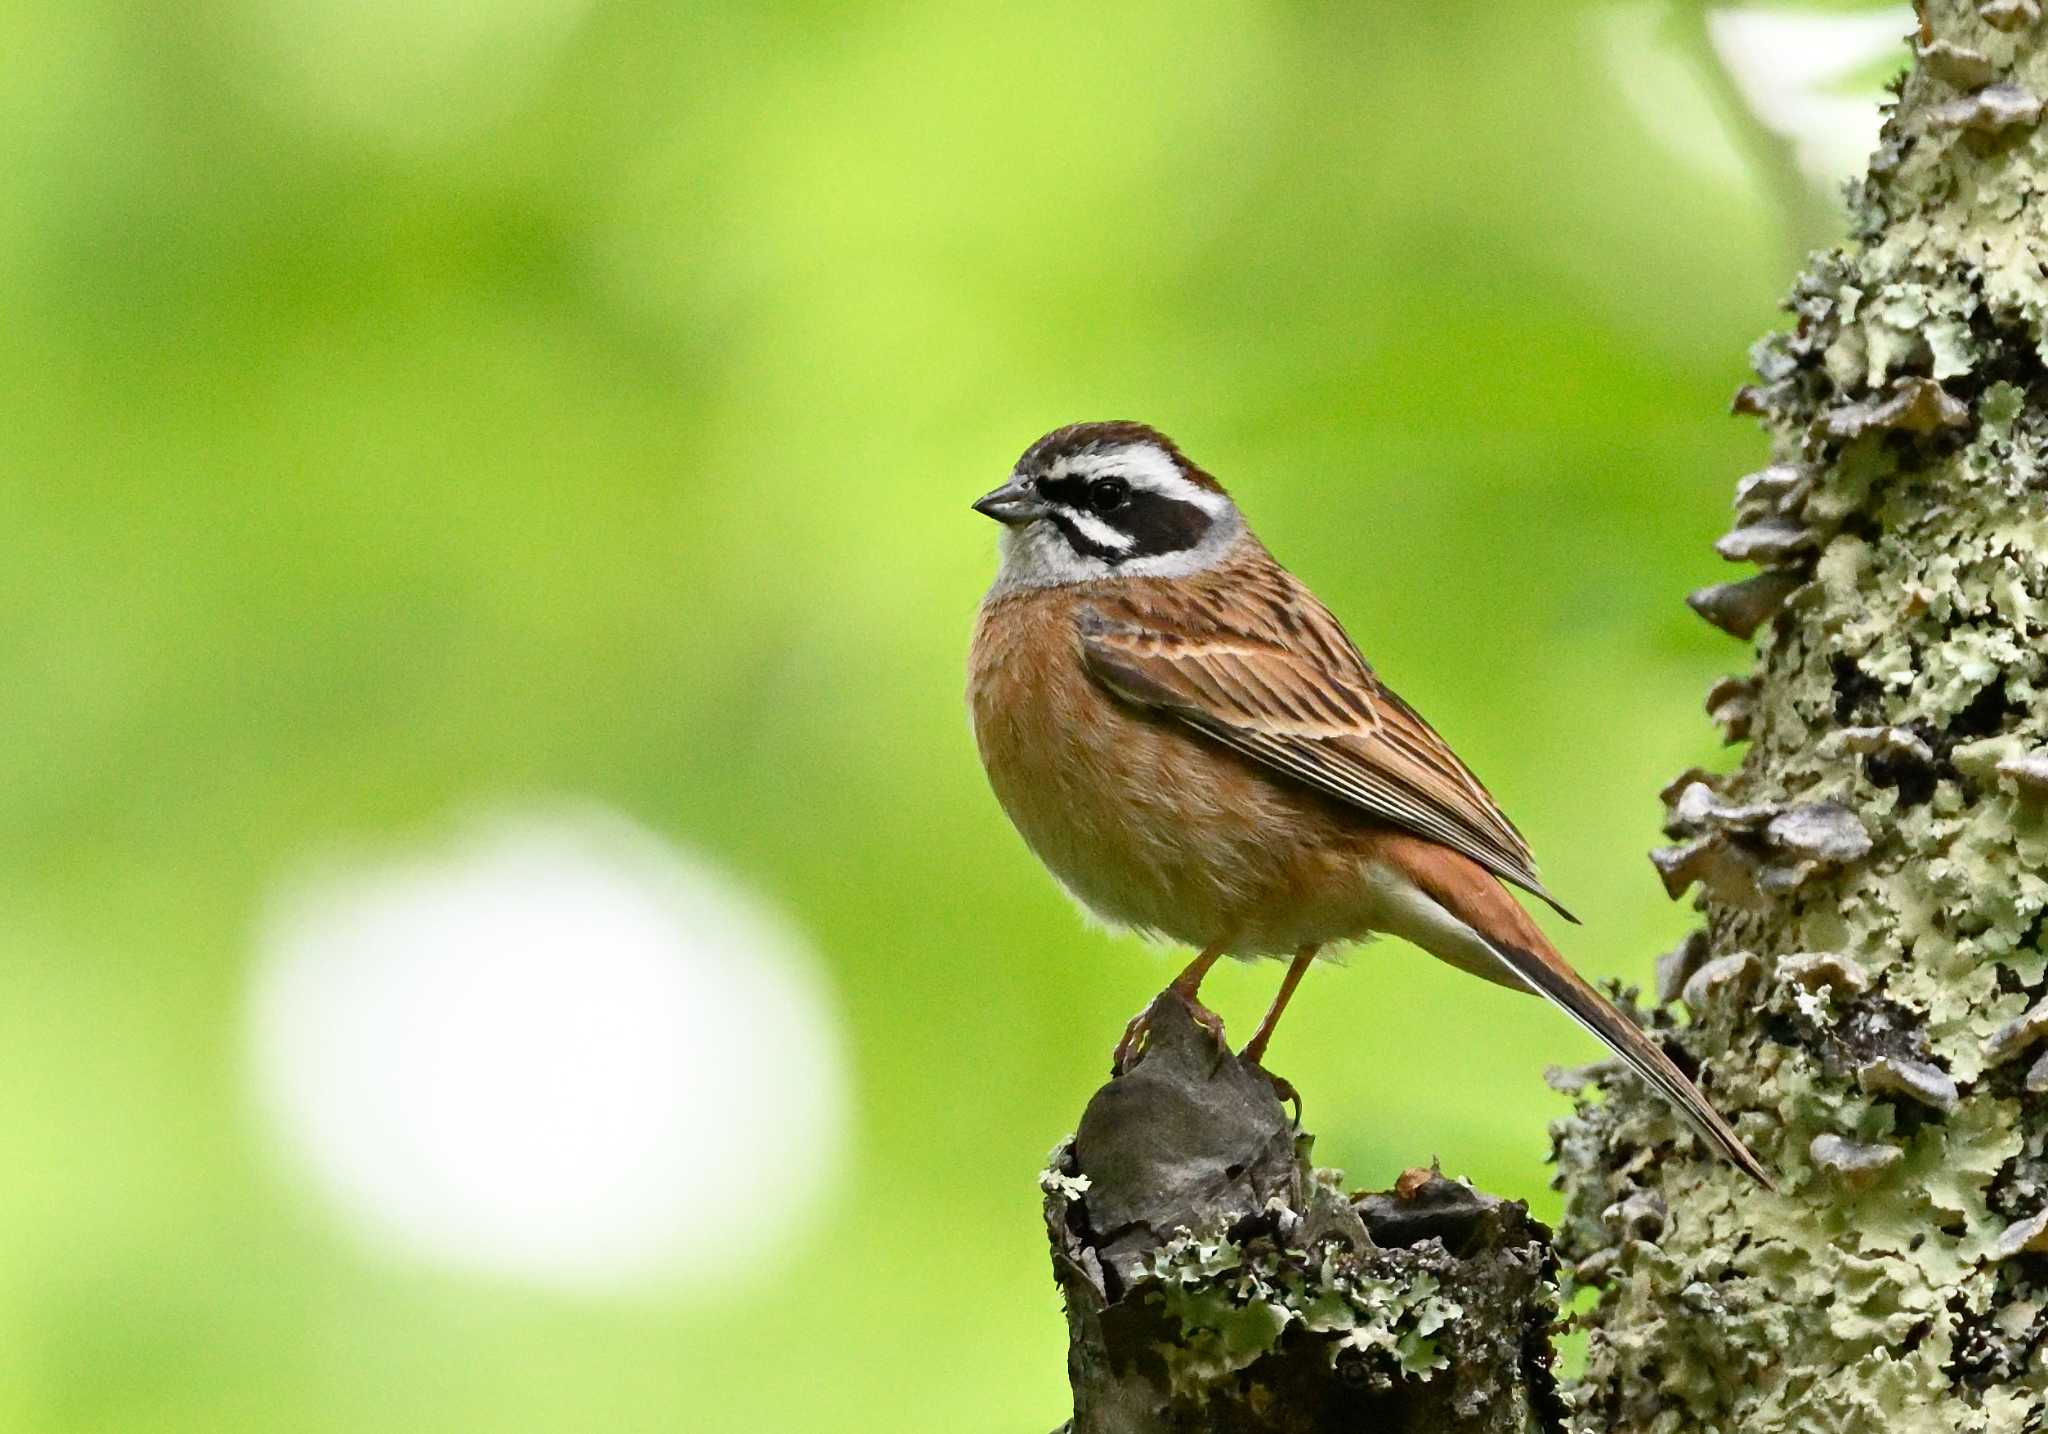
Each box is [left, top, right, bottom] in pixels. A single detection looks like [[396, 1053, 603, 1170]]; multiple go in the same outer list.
[[1248, 1061, 1302, 1124], [1112, 986, 1228, 1076]]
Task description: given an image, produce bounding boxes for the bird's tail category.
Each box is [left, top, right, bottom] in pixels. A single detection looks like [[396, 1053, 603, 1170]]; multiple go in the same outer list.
[[1485, 930, 1775, 1189], [1376, 834, 1775, 1190]]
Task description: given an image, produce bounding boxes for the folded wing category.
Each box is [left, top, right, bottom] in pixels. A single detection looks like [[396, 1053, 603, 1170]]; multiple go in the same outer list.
[[1076, 585, 1574, 921]]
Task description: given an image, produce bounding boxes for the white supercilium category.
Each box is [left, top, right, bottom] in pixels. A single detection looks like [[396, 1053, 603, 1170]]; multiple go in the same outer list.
[[987, 443, 1247, 594]]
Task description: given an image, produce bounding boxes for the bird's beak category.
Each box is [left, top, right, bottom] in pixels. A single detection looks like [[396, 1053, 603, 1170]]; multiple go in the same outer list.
[[972, 478, 1046, 525]]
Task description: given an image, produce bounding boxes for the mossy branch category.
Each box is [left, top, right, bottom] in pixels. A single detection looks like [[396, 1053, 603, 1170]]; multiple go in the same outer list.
[[1043, 999, 1562, 1433]]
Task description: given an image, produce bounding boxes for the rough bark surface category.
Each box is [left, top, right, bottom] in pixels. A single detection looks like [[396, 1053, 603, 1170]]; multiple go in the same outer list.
[[1045, 999, 1562, 1434], [1553, 4, 2048, 1431]]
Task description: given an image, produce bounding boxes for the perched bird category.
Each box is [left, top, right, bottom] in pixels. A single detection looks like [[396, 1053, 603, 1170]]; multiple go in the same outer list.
[[966, 421, 1771, 1187]]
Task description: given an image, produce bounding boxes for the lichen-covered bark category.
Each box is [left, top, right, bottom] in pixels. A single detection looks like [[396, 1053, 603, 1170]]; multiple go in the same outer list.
[[1553, 4, 2048, 1430], [1047, 999, 1562, 1433]]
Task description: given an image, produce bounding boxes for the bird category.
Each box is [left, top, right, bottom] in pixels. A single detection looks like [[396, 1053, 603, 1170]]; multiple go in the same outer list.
[[964, 420, 1772, 1187]]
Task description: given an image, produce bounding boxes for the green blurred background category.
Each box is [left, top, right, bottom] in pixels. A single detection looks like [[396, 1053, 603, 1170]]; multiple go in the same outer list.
[[2, 2, 1905, 1429]]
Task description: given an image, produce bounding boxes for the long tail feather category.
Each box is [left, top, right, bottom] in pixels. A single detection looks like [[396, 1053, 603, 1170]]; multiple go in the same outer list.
[[1480, 933, 1775, 1190], [1374, 833, 1775, 1190]]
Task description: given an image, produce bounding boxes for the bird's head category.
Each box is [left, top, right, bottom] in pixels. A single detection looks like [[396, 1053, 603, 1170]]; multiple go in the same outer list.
[[974, 422, 1245, 590]]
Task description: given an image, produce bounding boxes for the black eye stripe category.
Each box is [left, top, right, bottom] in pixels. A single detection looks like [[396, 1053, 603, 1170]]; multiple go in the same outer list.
[[1119, 494, 1211, 559], [1086, 476, 1129, 513], [1037, 474, 1093, 508], [1038, 472, 1135, 515], [1032, 473, 1215, 566]]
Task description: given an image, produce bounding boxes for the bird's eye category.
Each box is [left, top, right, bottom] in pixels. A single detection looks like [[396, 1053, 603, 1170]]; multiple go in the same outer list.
[[1087, 477, 1129, 514]]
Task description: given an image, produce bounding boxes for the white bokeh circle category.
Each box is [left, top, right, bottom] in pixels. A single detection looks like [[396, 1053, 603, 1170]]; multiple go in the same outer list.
[[245, 806, 849, 1293]]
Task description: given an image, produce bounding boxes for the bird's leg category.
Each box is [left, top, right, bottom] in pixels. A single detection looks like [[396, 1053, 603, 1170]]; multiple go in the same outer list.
[[1241, 945, 1317, 1117], [1241, 946, 1315, 1064], [1112, 939, 1229, 1074]]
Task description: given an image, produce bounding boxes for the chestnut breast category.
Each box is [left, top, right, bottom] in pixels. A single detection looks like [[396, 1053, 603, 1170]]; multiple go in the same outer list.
[[967, 582, 1375, 953]]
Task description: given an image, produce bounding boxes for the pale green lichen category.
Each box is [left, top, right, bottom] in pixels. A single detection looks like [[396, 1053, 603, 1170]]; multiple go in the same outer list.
[[1045, 1002, 1562, 1429], [1038, 1146, 1092, 1202], [1555, 5, 2048, 1429], [1142, 1217, 1464, 1397]]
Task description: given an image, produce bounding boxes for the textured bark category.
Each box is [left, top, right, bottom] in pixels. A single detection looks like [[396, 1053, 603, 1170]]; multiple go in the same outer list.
[[1045, 999, 1562, 1433], [1552, 4, 2048, 1430]]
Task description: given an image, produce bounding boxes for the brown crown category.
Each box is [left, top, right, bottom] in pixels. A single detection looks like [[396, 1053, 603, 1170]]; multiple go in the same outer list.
[[1015, 421, 1227, 493]]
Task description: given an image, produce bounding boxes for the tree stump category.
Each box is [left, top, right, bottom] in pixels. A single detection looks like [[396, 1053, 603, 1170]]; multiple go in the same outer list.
[[1044, 999, 1563, 1433]]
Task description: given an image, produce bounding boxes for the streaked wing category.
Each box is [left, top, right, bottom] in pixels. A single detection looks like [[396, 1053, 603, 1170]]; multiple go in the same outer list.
[[1076, 578, 1575, 920]]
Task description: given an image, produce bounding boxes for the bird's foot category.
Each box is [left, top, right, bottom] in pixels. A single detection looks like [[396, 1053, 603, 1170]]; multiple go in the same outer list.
[[1112, 986, 1228, 1076], [1246, 1060, 1303, 1125]]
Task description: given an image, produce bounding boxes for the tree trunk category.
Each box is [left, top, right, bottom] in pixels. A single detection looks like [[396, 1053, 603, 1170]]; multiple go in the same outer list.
[[1555, 2, 2048, 1429], [1045, 4, 2048, 1429]]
